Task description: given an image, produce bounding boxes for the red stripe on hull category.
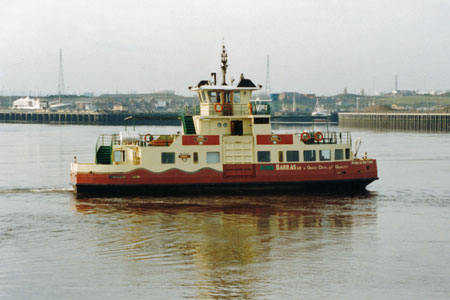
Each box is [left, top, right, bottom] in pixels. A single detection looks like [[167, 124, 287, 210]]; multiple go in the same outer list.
[[256, 134, 293, 145], [72, 160, 378, 187]]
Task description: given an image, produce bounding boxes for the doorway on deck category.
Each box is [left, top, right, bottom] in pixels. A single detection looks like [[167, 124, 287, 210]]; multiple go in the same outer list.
[[223, 91, 232, 116], [230, 120, 243, 136]]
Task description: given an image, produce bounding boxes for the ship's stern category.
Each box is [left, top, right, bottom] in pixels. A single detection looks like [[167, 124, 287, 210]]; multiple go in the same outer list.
[[70, 162, 78, 190]]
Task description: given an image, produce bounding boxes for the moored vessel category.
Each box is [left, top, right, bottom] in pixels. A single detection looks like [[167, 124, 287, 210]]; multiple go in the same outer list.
[[311, 98, 331, 117], [70, 46, 378, 195]]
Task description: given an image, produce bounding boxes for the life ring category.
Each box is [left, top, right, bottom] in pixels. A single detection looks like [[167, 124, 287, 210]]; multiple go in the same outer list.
[[300, 131, 310, 142], [248, 103, 253, 115], [214, 103, 223, 112], [144, 134, 153, 143], [314, 131, 324, 142]]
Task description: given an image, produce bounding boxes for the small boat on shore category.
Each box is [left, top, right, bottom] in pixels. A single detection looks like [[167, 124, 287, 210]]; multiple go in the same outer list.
[[70, 46, 378, 195]]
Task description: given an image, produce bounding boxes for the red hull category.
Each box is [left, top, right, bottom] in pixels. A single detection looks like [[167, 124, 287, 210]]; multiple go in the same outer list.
[[72, 160, 378, 194]]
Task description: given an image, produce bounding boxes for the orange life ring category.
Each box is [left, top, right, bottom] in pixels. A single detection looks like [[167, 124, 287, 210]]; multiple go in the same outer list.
[[144, 134, 153, 143], [314, 131, 324, 142], [300, 131, 310, 142], [248, 103, 253, 115], [214, 103, 223, 112]]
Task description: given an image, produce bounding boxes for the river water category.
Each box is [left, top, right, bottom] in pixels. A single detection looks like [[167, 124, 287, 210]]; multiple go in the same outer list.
[[0, 123, 449, 299]]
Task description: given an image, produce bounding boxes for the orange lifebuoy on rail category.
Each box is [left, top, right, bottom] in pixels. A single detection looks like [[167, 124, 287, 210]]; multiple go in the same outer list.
[[214, 103, 223, 113], [300, 131, 310, 142], [314, 131, 324, 142], [144, 134, 153, 143]]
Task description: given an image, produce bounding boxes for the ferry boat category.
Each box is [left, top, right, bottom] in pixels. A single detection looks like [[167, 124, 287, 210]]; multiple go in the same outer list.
[[70, 46, 378, 195]]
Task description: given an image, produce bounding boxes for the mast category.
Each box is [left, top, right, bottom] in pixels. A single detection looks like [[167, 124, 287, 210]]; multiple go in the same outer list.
[[58, 48, 65, 103], [221, 45, 228, 85]]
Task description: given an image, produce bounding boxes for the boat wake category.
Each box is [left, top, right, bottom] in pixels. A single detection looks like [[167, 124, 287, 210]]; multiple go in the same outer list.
[[0, 187, 74, 194]]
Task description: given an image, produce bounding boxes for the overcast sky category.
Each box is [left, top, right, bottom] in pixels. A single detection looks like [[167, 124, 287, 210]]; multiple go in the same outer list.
[[1, 0, 449, 96]]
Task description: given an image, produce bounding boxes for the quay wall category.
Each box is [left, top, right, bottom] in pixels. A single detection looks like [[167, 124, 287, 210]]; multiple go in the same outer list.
[[339, 112, 450, 132], [0, 110, 180, 126], [272, 113, 338, 123], [0, 110, 338, 126]]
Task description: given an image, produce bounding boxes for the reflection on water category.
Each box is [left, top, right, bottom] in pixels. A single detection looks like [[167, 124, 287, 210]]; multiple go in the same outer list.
[[72, 194, 377, 299]]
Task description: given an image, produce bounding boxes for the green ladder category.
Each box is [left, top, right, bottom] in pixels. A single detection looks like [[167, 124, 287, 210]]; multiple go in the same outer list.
[[182, 115, 196, 134], [96, 145, 112, 164]]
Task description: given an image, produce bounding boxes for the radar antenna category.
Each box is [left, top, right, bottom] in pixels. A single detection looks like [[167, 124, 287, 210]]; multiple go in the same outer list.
[[221, 45, 228, 85]]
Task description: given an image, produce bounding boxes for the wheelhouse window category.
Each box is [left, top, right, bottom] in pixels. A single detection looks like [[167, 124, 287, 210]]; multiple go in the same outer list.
[[206, 152, 220, 164], [335, 149, 344, 160], [161, 152, 175, 164], [257, 151, 271, 162], [286, 150, 299, 162], [114, 150, 125, 162], [208, 91, 219, 103], [303, 150, 316, 162], [233, 91, 241, 103], [319, 150, 331, 161], [224, 92, 231, 104], [198, 92, 204, 103]]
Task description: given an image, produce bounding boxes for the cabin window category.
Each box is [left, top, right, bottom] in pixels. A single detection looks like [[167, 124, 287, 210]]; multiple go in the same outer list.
[[161, 152, 175, 164], [345, 148, 350, 160], [233, 91, 241, 103], [278, 151, 284, 162], [114, 150, 125, 162], [206, 152, 220, 164], [202, 92, 208, 103], [254, 118, 269, 124], [209, 91, 218, 103], [287, 150, 299, 162], [224, 92, 231, 104], [193, 152, 198, 163], [303, 150, 316, 162], [335, 149, 344, 160], [319, 150, 331, 161], [257, 151, 271, 162]]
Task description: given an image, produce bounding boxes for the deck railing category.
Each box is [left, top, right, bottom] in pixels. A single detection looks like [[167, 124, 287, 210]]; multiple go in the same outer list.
[[96, 131, 351, 150], [95, 134, 114, 153], [183, 103, 271, 116], [296, 131, 352, 145], [193, 103, 270, 116], [96, 133, 179, 149]]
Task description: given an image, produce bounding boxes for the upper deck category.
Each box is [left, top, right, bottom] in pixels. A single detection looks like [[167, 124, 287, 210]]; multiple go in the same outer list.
[[189, 77, 267, 118], [184, 45, 273, 136]]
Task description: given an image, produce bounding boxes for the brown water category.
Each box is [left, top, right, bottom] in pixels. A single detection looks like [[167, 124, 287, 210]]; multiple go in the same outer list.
[[0, 124, 449, 299]]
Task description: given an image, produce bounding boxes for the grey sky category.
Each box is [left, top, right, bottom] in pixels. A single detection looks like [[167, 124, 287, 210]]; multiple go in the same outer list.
[[1, 0, 449, 96]]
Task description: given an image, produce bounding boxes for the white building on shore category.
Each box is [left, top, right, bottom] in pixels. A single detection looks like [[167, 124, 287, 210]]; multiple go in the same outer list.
[[12, 97, 44, 110]]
